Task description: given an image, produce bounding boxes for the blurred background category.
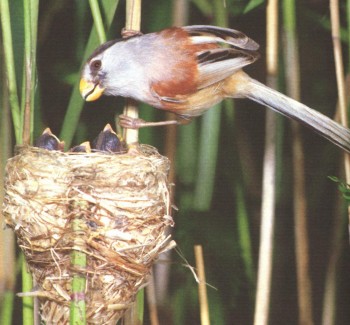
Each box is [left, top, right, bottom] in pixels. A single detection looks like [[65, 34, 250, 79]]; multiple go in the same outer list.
[[1, 0, 350, 324]]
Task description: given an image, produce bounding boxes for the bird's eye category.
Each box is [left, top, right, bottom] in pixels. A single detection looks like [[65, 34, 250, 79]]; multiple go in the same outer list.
[[91, 60, 102, 70]]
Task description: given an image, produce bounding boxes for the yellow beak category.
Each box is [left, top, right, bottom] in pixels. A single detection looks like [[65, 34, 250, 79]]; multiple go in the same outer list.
[[79, 78, 105, 101]]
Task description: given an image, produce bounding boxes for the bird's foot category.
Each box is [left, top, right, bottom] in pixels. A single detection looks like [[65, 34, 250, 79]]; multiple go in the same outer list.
[[121, 28, 143, 38], [118, 114, 179, 129]]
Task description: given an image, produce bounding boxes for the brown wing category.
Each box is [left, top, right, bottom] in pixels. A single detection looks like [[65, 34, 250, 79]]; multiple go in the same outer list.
[[151, 27, 217, 98], [183, 25, 260, 89], [151, 25, 259, 100], [196, 47, 259, 89]]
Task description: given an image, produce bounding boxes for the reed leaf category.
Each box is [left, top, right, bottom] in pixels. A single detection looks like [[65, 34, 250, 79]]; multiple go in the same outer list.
[[59, 0, 119, 148]]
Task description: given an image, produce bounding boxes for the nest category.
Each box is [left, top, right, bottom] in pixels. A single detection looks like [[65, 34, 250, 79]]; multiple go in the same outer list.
[[2, 145, 175, 324]]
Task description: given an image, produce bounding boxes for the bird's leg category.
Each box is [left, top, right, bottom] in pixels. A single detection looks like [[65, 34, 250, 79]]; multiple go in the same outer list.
[[118, 114, 184, 129]]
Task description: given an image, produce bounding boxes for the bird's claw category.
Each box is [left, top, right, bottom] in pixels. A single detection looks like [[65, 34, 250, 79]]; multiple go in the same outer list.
[[118, 115, 147, 129], [121, 28, 143, 38], [118, 114, 180, 129]]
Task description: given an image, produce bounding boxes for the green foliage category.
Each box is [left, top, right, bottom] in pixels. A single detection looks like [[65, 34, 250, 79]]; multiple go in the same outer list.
[[329, 176, 350, 203], [244, 0, 265, 14]]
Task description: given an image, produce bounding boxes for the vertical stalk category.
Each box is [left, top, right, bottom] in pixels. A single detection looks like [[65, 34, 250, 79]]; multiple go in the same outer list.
[[330, 0, 350, 192], [0, 39, 15, 325], [0, 0, 22, 143], [122, 0, 142, 145], [146, 275, 159, 325], [22, 0, 38, 145], [70, 217, 87, 325], [22, 259, 34, 325], [88, 0, 107, 43], [235, 184, 255, 285], [192, 0, 227, 210], [282, 0, 314, 323], [322, 1, 350, 324], [22, 2, 40, 323], [254, 0, 278, 324], [348, 0, 350, 71], [122, 5, 143, 323], [194, 245, 210, 325], [22, 0, 31, 145]]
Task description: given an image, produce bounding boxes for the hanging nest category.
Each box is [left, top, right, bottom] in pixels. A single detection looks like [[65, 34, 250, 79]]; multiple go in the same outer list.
[[2, 144, 175, 324]]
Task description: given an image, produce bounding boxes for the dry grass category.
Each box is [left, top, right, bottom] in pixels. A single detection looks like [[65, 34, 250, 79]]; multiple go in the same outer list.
[[3, 145, 175, 324]]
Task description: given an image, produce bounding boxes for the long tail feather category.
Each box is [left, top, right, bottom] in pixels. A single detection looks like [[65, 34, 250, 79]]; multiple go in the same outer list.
[[243, 76, 350, 153]]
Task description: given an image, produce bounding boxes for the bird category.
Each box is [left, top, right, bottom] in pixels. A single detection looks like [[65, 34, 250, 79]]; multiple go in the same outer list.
[[35, 128, 65, 151], [92, 123, 127, 153], [70, 141, 91, 153], [79, 25, 350, 153]]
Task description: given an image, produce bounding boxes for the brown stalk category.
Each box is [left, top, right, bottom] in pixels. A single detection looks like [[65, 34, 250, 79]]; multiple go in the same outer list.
[[253, 0, 279, 324], [194, 245, 210, 325], [321, 1, 350, 323], [283, 22, 314, 324], [122, 0, 142, 145]]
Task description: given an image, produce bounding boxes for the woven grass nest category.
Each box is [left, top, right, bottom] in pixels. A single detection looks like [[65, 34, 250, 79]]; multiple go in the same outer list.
[[2, 143, 175, 324]]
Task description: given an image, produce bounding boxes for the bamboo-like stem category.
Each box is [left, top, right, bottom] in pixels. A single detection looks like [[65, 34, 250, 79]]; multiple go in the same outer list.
[[321, 1, 350, 322], [192, 0, 227, 211], [0, 292, 14, 325], [194, 245, 210, 325], [192, 105, 220, 211], [323, 46, 350, 325], [282, 0, 314, 323], [70, 218, 87, 325], [291, 115, 314, 325], [321, 195, 345, 325], [253, 0, 278, 324], [0, 55, 15, 325], [22, 259, 34, 325], [88, 0, 107, 43], [0, 0, 22, 143], [22, 2, 39, 322], [330, 0, 349, 131], [348, 0, 350, 69], [123, 290, 144, 325], [22, 0, 38, 145], [330, 0, 350, 198], [146, 274, 159, 325], [265, 0, 279, 77], [122, 0, 142, 145], [22, 0, 31, 145], [322, 0, 350, 325], [122, 4, 143, 323], [235, 183, 255, 285], [172, 0, 189, 26]]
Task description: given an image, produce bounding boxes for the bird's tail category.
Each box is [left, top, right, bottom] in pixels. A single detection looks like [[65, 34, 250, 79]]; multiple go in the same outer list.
[[232, 72, 350, 153]]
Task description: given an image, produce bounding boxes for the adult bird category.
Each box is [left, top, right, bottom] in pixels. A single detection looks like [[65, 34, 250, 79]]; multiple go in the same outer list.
[[80, 25, 350, 153]]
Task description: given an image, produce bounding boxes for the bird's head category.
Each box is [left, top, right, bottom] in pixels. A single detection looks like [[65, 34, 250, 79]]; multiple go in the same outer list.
[[80, 59, 105, 101], [79, 39, 124, 102]]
